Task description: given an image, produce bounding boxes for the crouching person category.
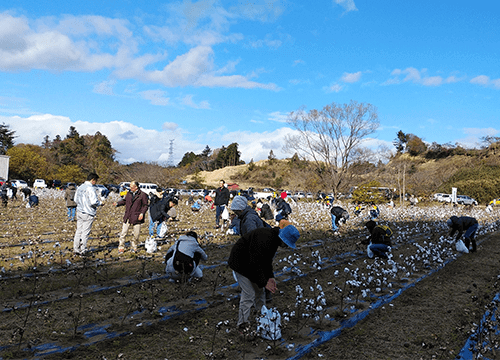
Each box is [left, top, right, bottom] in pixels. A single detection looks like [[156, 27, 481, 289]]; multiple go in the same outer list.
[[447, 216, 478, 253], [165, 231, 207, 281], [330, 205, 349, 233], [360, 220, 392, 259]]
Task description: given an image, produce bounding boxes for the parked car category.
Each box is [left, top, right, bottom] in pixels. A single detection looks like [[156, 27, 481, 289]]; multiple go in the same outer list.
[[294, 191, 306, 199], [178, 189, 192, 196], [165, 188, 180, 197], [433, 193, 444, 201], [139, 183, 158, 195], [11, 180, 28, 189], [457, 195, 477, 206], [49, 179, 62, 189], [33, 179, 47, 189], [436, 194, 451, 203]]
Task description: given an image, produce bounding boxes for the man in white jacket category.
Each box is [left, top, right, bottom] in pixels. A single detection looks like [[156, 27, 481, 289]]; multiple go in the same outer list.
[[165, 231, 207, 280], [73, 173, 102, 255]]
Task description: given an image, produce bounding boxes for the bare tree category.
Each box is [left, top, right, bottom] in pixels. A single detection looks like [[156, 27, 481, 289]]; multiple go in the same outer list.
[[284, 100, 379, 196]]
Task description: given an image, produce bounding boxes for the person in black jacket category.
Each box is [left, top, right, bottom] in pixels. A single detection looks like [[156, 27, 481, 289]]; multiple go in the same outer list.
[[150, 193, 178, 238], [228, 225, 300, 327], [330, 205, 349, 232], [447, 216, 479, 252], [260, 202, 274, 221], [360, 220, 392, 259], [214, 180, 230, 228], [274, 196, 291, 221], [148, 189, 164, 238]]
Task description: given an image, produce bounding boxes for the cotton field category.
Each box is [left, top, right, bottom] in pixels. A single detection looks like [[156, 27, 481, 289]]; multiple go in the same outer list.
[[1, 189, 500, 359]]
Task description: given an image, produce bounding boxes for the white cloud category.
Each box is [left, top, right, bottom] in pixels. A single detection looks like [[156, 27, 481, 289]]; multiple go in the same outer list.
[[0, 11, 278, 90], [221, 127, 297, 163], [463, 127, 498, 136], [421, 76, 442, 86], [386, 67, 466, 87], [268, 111, 289, 123], [341, 71, 362, 83], [0, 113, 299, 165], [93, 80, 116, 95], [289, 78, 311, 85], [0, 114, 188, 164], [470, 75, 489, 86], [470, 75, 500, 89], [249, 34, 283, 49], [324, 83, 343, 93], [334, 0, 358, 12], [140, 90, 170, 106], [162, 122, 178, 131], [180, 95, 210, 109]]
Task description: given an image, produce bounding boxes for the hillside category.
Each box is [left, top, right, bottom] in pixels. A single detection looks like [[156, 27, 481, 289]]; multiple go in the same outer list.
[[183, 145, 500, 203], [185, 160, 267, 189]]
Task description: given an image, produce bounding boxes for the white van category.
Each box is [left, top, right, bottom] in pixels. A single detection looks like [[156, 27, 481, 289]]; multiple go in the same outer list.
[[33, 179, 47, 189], [139, 183, 158, 195]]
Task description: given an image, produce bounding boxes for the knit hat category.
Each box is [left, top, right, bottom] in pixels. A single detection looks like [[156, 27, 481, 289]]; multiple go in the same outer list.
[[279, 225, 300, 249], [230, 195, 248, 211], [446, 218, 453, 227]]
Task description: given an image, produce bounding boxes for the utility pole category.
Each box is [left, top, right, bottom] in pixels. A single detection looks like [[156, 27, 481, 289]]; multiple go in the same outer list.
[[168, 139, 174, 167]]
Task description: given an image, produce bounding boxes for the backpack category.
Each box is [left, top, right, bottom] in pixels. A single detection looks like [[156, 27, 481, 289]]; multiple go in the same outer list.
[[376, 225, 393, 238], [172, 241, 194, 274]]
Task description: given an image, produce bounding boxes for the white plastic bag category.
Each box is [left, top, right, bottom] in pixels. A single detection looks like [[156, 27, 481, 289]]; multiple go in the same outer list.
[[158, 222, 168, 238], [367, 244, 374, 258], [257, 305, 281, 340], [145, 237, 157, 253], [221, 206, 229, 220], [456, 239, 469, 253]]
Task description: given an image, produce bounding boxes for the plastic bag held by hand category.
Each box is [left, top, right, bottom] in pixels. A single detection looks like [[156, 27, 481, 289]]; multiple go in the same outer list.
[[145, 237, 157, 253], [257, 305, 282, 340], [221, 206, 229, 220], [367, 244, 374, 258], [455, 239, 469, 253]]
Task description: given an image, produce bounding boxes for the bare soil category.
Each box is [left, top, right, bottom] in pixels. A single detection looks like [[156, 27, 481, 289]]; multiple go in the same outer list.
[[1, 192, 500, 360]]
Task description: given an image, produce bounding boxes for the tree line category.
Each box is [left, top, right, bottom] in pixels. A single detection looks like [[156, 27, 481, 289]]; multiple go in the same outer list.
[[2, 98, 498, 199], [0, 123, 243, 186]]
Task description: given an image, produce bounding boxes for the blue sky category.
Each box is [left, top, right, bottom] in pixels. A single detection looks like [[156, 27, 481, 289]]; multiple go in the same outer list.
[[1, 0, 499, 165]]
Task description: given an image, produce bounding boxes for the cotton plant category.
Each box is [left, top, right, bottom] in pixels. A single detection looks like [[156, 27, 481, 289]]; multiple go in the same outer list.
[[283, 280, 329, 331], [278, 254, 304, 275]]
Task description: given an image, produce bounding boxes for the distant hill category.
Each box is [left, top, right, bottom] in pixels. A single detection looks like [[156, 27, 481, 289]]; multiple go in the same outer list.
[[184, 143, 500, 204]]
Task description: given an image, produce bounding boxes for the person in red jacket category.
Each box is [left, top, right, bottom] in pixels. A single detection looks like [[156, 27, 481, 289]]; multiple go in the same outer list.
[[114, 181, 149, 253]]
